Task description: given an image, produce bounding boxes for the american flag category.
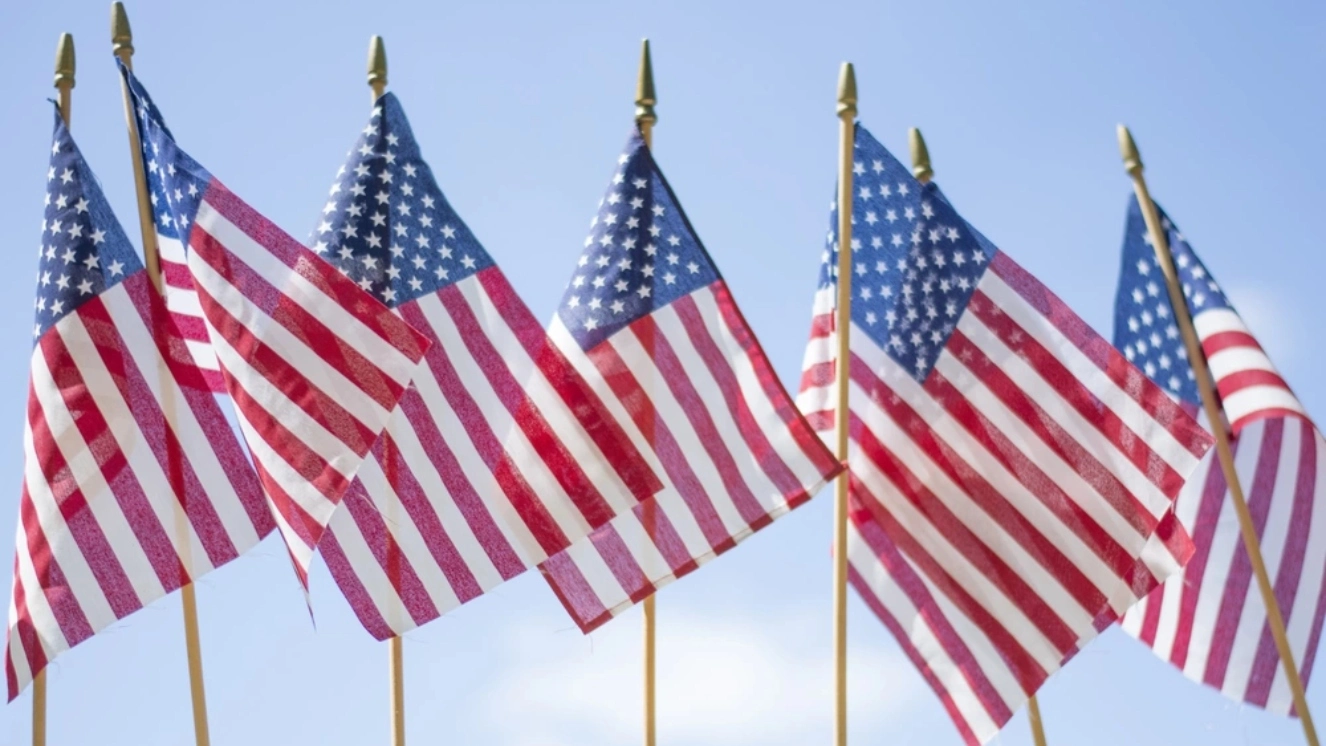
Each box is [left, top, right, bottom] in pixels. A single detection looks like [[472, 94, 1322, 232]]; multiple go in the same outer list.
[[796, 126, 1213, 745], [537, 131, 841, 632], [1116, 197, 1326, 714], [120, 66, 431, 590], [6, 110, 273, 699], [310, 94, 660, 638]]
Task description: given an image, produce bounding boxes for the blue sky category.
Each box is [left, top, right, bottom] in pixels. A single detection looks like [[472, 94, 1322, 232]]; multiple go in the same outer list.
[[2, 1, 1325, 744]]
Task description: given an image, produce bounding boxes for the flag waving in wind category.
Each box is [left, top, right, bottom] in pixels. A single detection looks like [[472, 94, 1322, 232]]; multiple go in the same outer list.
[[1117, 198, 1326, 714], [7, 109, 272, 699], [797, 126, 1213, 745], [120, 65, 430, 590], [539, 131, 841, 632], [309, 94, 660, 638]]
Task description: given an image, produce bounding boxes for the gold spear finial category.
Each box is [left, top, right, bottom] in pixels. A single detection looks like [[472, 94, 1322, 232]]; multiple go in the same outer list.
[[111, 2, 134, 63], [54, 33, 75, 126], [1118, 124, 1144, 177], [837, 62, 857, 118], [635, 38, 657, 127], [368, 35, 387, 100], [909, 127, 933, 183]]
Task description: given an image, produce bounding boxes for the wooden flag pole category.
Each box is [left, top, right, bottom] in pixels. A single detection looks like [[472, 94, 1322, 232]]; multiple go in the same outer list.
[[634, 38, 658, 746], [366, 34, 408, 746], [832, 61, 856, 746], [1119, 125, 1320, 746], [909, 126, 1052, 746], [33, 31, 76, 746], [110, 6, 211, 746]]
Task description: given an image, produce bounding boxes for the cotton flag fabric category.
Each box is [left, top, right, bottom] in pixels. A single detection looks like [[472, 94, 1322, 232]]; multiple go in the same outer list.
[[538, 131, 842, 632], [120, 65, 431, 590], [309, 94, 661, 638], [1117, 198, 1326, 714], [797, 125, 1213, 745], [6, 110, 274, 699]]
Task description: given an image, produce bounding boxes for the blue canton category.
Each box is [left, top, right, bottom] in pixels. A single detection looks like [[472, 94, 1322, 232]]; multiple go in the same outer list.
[[312, 94, 495, 307], [1113, 196, 1231, 403], [33, 107, 143, 343], [557, 130, 720, 351], [821, 125, 997, 382], [120, 64, 212, 248]]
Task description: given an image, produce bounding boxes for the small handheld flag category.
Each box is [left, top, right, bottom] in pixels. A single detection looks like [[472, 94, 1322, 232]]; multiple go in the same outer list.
[[539, 130, 842, 632], [798, 125, 1213, 745], [6, 109, 272, 699], [120, 65, 431, 591]]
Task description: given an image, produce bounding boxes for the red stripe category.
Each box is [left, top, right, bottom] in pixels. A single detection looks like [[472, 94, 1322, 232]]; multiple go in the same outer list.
[[540, 546, 616, 634], [476, 269, 661, 508], [1232, 408, 1311, 435], [161, 259, 197, 293], [630, 495, 701, 580], [398, 300, 570, 558], [709, 282, 841, 479], [198, 182, 428, 362], [1215, 369, 1294, 400], [1166, 455, 1229, 669], [804, 409, 835, 432], [1137, 584, 1165, 647], [988, 253, 1210, 460], [13, 476, 89, 671], [388, 369, 525, 584], [1293, 433, 1326, 704], [1201, 330, 1261, 357], [7, 567, 47, 701], [124, 277, 272, 538], [1246, 419, 1317, 707], [1204, 419, 1284, 689], [189, 230, 397, 449], [317, 527, 395, 640], [630, 312, 769, 529], [585, 340, 733, 555], [848, 472, 1050, 693], [966, 291, 1190, 507], [40, 319, 189, 592], [850, 511, 1011, 742], [590, 524, 658, 607], [848, 411, 1081, 654]]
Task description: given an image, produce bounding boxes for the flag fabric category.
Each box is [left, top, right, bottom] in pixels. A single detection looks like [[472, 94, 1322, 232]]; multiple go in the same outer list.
[[796, 125, 1213, 745], [308, 94, 660, 638], [7, 109, 274, 699], [537, 131, 842, 633], [120, 65, 431, 590], [1116, 197, 1326, 714]]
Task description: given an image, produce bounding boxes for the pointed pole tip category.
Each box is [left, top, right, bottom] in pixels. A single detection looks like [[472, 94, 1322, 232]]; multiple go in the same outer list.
[[1118, 124, 1143, 176], [837, 62, 857, 118], [54, 33, 76, 90], [368, 35, 388, 98], [635, 38, 657, 127], [111, 2, 133, 58], [909, 127, 933, 184]]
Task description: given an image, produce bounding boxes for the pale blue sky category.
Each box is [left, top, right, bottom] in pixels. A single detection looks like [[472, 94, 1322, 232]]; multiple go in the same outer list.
[[2, 1, 1325, 744]]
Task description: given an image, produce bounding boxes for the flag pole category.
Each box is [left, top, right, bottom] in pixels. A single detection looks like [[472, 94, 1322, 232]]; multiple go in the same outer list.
[[909, 125, 1053, 746], [366, 34, 407, 746], [33, 31, 76, 746], [1118, 125, 1320, 746], [634, 37, 659, 746], [110, 6, 212, 746], [832, 61, 857, 746]]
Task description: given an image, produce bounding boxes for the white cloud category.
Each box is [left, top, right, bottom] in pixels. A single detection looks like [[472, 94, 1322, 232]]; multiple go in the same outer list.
[[480, 607, 920, 745]]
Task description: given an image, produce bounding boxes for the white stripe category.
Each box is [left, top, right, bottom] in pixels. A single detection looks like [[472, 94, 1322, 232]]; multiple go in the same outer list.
[[189, 253, 391, 432], [324, 493, 413, 633], [1222, 387, 1307, 424], [193, 200, 416, 384], [156, 233, 189, 266], [184, 339, 220, 372]]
